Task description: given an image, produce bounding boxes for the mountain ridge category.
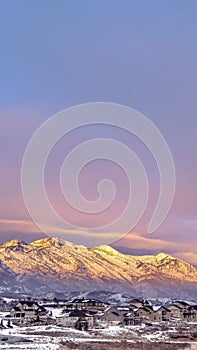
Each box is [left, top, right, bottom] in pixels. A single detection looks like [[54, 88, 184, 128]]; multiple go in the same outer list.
[[0, 237, 196, 299]]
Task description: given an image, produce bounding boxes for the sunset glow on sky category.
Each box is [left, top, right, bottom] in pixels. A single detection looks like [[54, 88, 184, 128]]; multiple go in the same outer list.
[[0, 1, 197, 264]]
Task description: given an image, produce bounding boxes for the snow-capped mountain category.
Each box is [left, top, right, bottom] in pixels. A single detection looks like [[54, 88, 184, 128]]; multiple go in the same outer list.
[[0, 237, 196, 299]]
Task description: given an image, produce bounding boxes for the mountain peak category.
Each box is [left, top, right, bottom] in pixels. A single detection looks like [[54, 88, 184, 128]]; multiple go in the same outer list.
[[0, 239, 27, 248], [155, 252, 172, 260], [93, 244, 122, 256], [30, 237, 74, 248]]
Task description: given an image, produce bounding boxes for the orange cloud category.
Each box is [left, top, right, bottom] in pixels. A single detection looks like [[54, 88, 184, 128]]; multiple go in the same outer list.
[[0, 219, 40, 234], [0, 219, 197, 266], [115, 231, 182, 250], [114, 231, 197, 265]]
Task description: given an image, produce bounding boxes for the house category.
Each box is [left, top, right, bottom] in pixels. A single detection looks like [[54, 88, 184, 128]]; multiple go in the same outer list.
[[167, 301, 197, 322], [136, 305, 171, 323], [136, 306, 154, 322], [170, 301, 190, 309], [56, 310, 94, 330], [116, 306, 130, 316], [10, 307, 25, 319], [167, 301, 190, 321], [152, 306, 171, 322], [168, 304, 183, 320], [128, 298, 143, 309], [66, 298, 106, 311], [182, 305, 197, 322], [99, 306, 124, 326], [124, 310, 135, 325], [10, 301, 46, 319]]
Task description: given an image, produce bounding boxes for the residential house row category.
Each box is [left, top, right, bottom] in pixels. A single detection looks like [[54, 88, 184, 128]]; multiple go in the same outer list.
[[3, 297, 197, 330]]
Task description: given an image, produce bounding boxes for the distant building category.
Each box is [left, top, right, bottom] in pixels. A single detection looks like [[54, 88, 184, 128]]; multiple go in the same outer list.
[[99, 306, 124, 326], [136, 305, 171, 323], [152, 306, 171, 322], [124, 310, 135, 325], [56, 310, 94, 330], [128, 298, 143, 309], [136, 306, 153, 321], [10, 306, 25, 319], [116, 306, 130, 315], [185, 305, 197, 322], [66, 298, 106, 311], [168, 301, 190, 320], [168, 301, 197, 322], [10, 301, 46, 319]]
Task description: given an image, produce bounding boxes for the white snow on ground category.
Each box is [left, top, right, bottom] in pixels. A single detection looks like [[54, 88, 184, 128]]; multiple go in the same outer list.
[[0, 344, 58, 350], [0, 311, 10, 318], [1, 323, 197, 349]]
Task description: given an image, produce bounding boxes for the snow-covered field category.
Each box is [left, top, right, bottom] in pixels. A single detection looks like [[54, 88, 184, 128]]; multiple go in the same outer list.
[[1, 323, 197, 349]]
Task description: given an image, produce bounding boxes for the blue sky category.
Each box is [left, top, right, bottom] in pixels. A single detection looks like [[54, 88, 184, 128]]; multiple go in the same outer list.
[[0, 1, 197, 263]]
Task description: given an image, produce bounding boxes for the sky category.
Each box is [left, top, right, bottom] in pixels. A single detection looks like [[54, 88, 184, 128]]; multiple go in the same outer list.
[[0, 1, 197, 264]]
